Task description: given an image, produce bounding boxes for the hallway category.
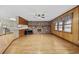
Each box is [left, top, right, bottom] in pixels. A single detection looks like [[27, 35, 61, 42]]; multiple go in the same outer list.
[[4, 34, 79, 54]]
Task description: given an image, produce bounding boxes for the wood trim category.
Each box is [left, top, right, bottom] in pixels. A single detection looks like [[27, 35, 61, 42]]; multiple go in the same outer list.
[[2, 38, 18, 54], [78, 7, 79, 41]]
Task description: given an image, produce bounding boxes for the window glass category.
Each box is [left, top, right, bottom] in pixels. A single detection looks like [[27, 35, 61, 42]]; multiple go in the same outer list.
[[55, 26, 57, 30], [58, 19, 63, 31], [64, 13, 72, 32], [55, 21, 58, 30]]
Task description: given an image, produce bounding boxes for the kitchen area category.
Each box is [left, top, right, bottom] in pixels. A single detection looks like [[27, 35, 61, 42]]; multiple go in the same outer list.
[[0, 16, 28, 53]]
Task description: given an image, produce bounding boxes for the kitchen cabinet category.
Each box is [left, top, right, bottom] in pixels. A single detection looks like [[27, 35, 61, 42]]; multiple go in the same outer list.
[[18, 16, 28, 37], [19, 29, 25, 37], [19, 16, 28, 25]]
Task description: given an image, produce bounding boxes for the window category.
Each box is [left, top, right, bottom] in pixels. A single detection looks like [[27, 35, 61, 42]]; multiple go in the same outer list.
[[58, 21, 63, 31], [64, 13, 73, 32], [58, 19, 63, 31], [55, 18, 63, 31], [55, 21, 58, 30]]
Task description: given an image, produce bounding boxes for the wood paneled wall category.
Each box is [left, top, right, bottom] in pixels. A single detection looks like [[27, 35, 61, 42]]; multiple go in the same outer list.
[[19, 16, 28, 37], [50, 6, 79, 45]]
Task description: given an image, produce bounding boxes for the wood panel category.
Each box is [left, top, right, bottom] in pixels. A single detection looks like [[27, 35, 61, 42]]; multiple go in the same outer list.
[[19, 16, 28, 25], [19, 29, 25, 37], [50, 6, 79, 45]]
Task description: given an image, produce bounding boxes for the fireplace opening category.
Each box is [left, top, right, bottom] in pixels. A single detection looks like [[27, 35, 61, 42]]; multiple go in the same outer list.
[[37, 29, 41, 32]]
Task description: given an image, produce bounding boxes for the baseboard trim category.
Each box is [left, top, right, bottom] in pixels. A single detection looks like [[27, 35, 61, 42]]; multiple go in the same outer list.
[[51, 33, 79, 47], [2, 38, 18, 54]]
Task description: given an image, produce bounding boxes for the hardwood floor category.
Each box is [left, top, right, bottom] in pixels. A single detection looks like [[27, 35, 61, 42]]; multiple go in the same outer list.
[[4, 34, 79, 54]]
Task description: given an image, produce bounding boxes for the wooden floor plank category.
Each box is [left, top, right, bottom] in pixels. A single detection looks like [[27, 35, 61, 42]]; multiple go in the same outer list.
[[4, 34, 79, 54]]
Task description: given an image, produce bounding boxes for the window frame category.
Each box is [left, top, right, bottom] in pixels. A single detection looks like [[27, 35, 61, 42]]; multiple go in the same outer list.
[[54, 18, 63, 31], [58, 18, 63, 32], [63, 13, 73, 33], [54, 21, 59, 31]]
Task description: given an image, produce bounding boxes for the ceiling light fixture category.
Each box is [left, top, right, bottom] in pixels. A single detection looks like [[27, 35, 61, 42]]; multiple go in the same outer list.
[[36, 13, 45, 18], [35, 11, 45, 18]]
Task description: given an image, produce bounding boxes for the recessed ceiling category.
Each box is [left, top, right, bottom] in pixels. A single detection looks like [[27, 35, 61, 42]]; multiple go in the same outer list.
[[0, 5, 77, 21]]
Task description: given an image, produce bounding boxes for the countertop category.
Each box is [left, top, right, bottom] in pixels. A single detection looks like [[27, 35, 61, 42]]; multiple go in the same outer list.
[[0, 32, 13, 36]]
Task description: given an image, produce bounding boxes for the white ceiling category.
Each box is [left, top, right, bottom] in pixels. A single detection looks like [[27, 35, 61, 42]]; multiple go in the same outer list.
[[0, 5, 77, 21]]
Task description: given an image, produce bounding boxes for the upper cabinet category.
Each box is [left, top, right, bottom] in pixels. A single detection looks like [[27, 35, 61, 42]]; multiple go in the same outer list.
[[19, 16, 28, 25]]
